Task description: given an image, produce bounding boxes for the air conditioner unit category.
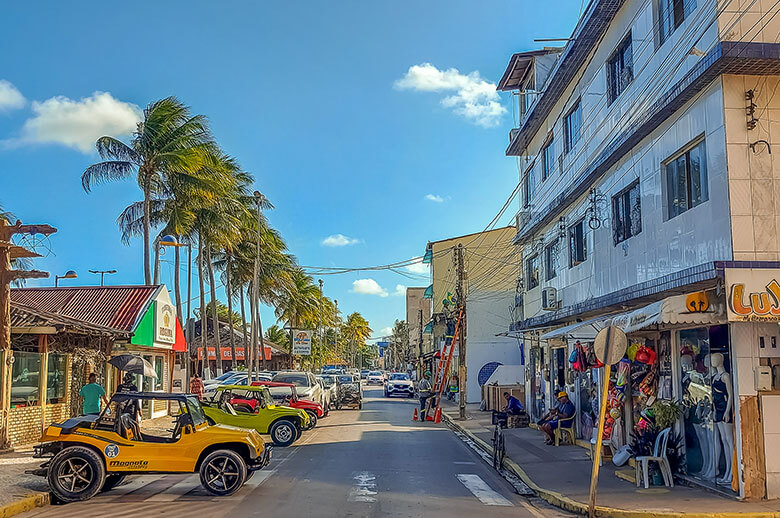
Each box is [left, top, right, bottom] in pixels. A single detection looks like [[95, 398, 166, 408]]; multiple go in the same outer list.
[[542, 287, 559, 311], [515, 211, 532, 231]]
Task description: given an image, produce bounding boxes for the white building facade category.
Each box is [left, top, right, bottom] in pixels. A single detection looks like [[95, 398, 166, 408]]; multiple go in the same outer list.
[[501, 0, 780, 500]]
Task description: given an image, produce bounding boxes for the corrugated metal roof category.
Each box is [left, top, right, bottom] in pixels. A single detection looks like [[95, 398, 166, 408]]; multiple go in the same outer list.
[[10, 301, 132, 337], [11, 286, 159, 332]]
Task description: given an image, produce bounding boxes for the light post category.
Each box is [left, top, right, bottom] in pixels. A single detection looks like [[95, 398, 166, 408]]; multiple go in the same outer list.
[[252, 191, 266, 372], [54, 270, 77, 287], [88, 269, 116, 286]]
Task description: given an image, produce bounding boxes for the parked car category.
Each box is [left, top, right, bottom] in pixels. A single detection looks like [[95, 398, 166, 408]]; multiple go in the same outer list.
[[317, 374, 340, 409], [204, 372, 273, 398], [28, 392, 270, 502], [360, 369, 370, 380], [367, 371, 384, 385], [335, 374, 363, 409], [252, 381, 325, 427], [202, 385, 310, 447], [272, 371, 327, 411], [384, 372, 415, 398]]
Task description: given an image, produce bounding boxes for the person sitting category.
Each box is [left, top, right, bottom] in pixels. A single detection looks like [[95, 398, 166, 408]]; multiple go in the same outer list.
[[502, 392, 524, 415], [539, 391, 575, 445]]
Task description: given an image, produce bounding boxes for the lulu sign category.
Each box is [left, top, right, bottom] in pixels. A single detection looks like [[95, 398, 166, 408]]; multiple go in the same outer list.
[[725, 268, 780, 321]]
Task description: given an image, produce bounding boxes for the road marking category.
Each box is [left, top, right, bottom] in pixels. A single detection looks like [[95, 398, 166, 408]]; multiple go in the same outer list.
[[146, 474, 201, 502], [456, 474, 513, 506], [454, 461, 476, 465], [105, 475, 159, 496], [348, 471, 377, 502], [244, 469, 275, 489]]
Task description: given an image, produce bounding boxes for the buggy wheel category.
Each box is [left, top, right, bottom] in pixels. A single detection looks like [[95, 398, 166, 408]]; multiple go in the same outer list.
[[199, 449, 247, 496], [47, 446, 106, 503], [270, 419, 297, 447], [305, 410, 318, 428]]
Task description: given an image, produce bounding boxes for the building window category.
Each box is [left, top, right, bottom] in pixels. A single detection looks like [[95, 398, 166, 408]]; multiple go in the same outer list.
[[569, 219, 587, 267], [47, 353, 68, 404], [659, 0, 696, 44], [612, 180, 642, 245], [542, 139, 554, 182], [520, 72, 535, 118], [545, 240, 560, 280], [607, 33, 633, 104], [665, 138, 708, 219], [142, 355, 163, 392], [526, 254, 540, 290], [11, 351, 41, 407], [564, 101, 582, 153], [523, 163, 538, 207]]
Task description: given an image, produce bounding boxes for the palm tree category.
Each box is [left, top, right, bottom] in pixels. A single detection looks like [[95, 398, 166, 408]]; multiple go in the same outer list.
[[265, 324, 288, 348], [341, 312, 372, 368], [82, 97, 218, 284]]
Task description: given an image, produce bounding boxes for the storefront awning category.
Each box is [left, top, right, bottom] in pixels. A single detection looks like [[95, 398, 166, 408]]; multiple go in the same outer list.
[[539, 315, 611, 341], [609, 292, 725, 334], [423, 285, 433, 299]]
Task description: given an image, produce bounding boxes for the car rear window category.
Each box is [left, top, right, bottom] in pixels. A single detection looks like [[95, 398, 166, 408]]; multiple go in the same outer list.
[[273, 374, 309, 387], [390, 374, 409, 380], [369, 371, 381, 376]]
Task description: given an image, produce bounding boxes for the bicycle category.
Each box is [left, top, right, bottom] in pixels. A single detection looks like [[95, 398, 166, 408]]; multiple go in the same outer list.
[[491, 411, 507, 470]]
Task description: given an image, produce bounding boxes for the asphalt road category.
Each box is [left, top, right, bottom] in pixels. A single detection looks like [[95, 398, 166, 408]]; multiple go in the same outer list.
[[20, 386, 570, 518]]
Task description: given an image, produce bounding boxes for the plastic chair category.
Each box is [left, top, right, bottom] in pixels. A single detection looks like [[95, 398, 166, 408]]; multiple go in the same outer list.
[[635, 427, 674, 488], [554, 415, 576, 446]]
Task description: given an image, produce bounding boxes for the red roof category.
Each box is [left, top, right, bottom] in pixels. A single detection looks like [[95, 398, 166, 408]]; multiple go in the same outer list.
[[11, 286, 159, 332]]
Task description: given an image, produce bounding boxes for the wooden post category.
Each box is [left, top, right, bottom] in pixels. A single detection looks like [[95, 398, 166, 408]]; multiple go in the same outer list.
[[588, 363, 612, 517], [38, 335, 48, 436]]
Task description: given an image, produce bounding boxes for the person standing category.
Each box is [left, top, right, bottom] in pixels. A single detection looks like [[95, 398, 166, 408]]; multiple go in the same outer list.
[[190, 372, 205, 400], [418, 371, 433, 420], [79, 373, 107, 415], [117, 372, 142, 422]]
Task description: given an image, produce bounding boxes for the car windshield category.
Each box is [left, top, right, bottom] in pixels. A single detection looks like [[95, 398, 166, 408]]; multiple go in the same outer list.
[[214, 372, 235, 381], [318, 376, 335, 387], [390, 373, 409, 381], [185, 396, 207, 426], [267, 386, 295, 401], [338, 375, 355, 384], [369, 371, 381, 376], [273, 374, 309, 387]]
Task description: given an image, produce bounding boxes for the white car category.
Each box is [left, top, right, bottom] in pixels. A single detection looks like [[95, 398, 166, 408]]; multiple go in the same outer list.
[[317, 374, 339, 408], [384, 372, 415, 398], [367, 371, 384, 385], [273, 371, 328, 411]]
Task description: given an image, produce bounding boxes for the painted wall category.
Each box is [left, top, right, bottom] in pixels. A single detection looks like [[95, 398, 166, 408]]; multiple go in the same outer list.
[[406, 287, 432, 356]]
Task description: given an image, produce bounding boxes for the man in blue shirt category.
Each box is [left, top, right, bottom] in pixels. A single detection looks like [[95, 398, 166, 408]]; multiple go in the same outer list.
[[540, 391, 575, 445], [502, 392, 524, 415]]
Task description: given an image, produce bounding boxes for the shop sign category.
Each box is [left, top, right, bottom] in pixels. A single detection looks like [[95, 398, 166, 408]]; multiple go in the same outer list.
[[292, 330, 313, 355], [725, 268, 780, 322], [197, 347, 217, 360], [155, 301, 176, 344]]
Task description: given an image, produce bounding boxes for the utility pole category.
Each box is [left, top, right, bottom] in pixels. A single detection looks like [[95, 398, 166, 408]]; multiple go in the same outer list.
[[0, 220, 55, 448], [456, 244, 466, 419], [418, 309, 423, 377]]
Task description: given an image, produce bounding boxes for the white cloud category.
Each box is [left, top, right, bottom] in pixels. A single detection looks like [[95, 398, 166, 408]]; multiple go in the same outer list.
[[394, 63, 506, 127], [380, 326, 394, 336], [405, 259, 429, 275], [393, 284, 406, 296], [352, 278, 388, 297], [15, 91, 141, 153], [0, 80, 25, 111], [425, 194, 444, 203], [322, 234, 361, 247]]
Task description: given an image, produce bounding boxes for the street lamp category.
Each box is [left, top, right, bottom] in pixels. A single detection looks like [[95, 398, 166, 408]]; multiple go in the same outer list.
[[54, 270, 77, 287], [88, 269, 116, 286]]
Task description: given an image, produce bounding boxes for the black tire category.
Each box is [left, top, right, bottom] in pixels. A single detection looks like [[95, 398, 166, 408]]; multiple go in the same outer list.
[[270, 419, 297, 447], [199, 449, 247, 496], [358, 402, 363, 410], [100, 474, 126, 493], [47, 446, 106, 503], [305, 410, 318, 428]]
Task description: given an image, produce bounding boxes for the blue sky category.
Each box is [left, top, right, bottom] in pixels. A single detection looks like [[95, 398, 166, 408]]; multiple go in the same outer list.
[[0, 1, 581, 338]]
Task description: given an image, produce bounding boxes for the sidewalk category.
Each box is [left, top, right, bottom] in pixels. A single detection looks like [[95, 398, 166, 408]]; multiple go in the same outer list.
[[0, 449, 49, 518], [441, 400, 780, 518]]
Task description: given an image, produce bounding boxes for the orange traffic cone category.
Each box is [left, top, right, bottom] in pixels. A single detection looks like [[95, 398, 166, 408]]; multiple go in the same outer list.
[[434, 407, 442, 423], [426, 412, 434, 421], [412, 408, 419, 421]]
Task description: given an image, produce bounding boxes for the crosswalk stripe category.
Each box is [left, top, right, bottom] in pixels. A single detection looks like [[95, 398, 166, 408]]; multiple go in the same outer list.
[[456, 474, 514, 506], [218, 469, 276, 502], [146, 474, 201, 502], [348, 471, 377, 503], [106, 475, 159, 496]]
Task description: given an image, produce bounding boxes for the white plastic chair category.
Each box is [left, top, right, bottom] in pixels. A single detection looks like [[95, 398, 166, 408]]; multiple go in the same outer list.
[[635, 427, 674, 488]]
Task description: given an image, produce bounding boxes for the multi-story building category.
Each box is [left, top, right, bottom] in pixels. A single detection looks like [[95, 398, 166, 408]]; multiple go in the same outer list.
[[500, 0, 780, 500], [424, 227, 522, 402], [406, 287, 432, 368]]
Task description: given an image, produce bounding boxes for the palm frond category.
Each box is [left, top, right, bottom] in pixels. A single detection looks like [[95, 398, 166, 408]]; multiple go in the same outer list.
[[81, 161, 136, 192]]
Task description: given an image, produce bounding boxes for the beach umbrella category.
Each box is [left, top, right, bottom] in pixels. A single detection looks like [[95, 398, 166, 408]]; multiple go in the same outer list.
[[108, 354, 157, 378]]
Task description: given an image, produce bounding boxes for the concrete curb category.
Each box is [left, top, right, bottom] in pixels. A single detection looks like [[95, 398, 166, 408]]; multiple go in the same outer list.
[[441, 411, 780, 518], [0, 492, 49, 518]]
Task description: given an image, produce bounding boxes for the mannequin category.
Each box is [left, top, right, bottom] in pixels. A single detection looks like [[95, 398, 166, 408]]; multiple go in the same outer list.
[[709, 353, 735, 485], [682, 355, 714, 477]]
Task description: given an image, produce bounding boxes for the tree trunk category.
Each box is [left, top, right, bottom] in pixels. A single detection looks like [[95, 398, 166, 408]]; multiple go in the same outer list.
[[257, 300, 267, 371], [153, 236, 160, 284], [174, 244, 183, 325], [206, 244, 221, 375], [240, 285, 248, 369], [198, 237, 207, 378], [248, 283, 256, 379], [225, 255, 237, 370], [143, 179, 152, 285]]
